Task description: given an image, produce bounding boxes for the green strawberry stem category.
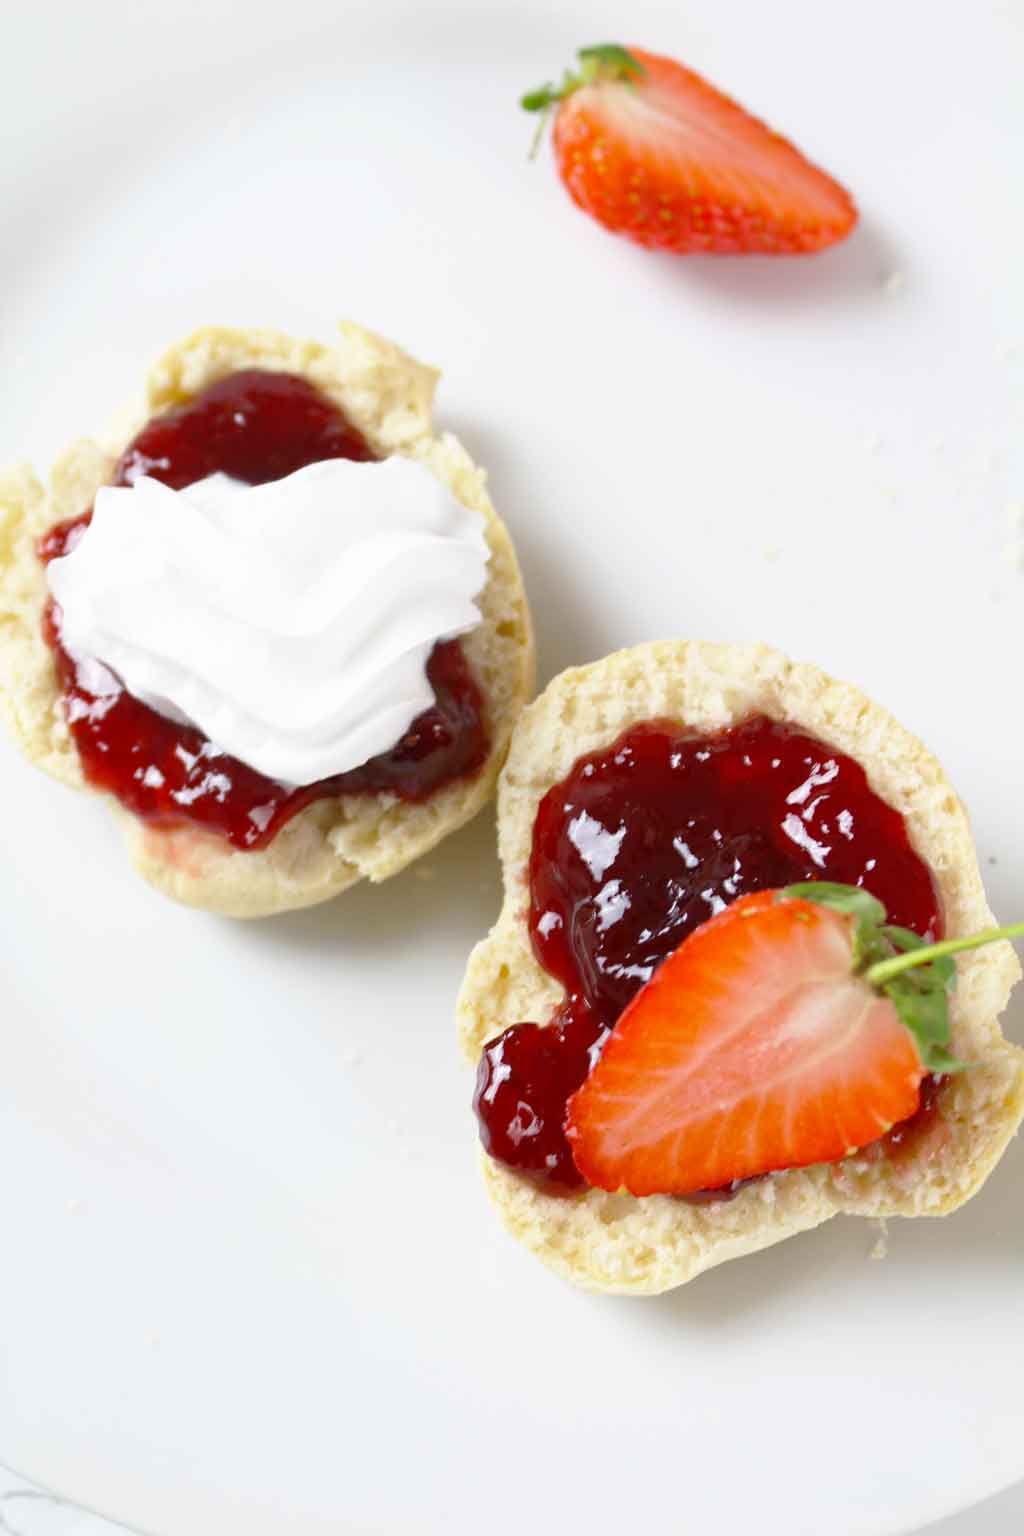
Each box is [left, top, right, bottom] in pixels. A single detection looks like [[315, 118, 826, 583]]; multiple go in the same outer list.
[[864, 922, 1024, 989], [521, 44, 644, 114], [521, 44, 645, 156], [778, 881, 1022, 1076]]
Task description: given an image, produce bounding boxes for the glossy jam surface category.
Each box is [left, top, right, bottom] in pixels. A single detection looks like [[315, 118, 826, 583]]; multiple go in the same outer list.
[[112, 368, 374, 488], [39, 370, 488, 850], [475, 716, 943, 1189]]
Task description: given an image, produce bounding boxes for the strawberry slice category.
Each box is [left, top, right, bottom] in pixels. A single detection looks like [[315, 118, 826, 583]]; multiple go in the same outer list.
[[566, 888, 938, 1196], [523, 44, 857, 255]]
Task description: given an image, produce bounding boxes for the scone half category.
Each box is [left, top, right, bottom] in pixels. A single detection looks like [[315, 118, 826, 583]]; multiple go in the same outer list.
[[0, 322, 534, 917], [457, 640, 1024, 1296]]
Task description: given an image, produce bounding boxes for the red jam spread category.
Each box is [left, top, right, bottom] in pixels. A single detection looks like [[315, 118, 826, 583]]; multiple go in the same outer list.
[[474, 716, 943, 1190], [38, 370, 488, 850]]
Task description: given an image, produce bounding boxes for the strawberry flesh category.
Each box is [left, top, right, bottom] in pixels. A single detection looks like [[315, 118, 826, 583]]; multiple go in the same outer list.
[[551, 47, 857, 255], [566, 892, 925, 1196]]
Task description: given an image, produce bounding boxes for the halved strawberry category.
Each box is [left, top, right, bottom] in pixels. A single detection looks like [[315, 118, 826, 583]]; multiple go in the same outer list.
[[566, 886, 959, 1196], [523, 44, 857, 255]]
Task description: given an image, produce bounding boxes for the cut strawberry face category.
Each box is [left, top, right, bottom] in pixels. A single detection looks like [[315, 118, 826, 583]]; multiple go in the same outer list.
[[565, 891, 923, 1196], [563, 879, 1024, 1197], [524, 44, 857, 255]]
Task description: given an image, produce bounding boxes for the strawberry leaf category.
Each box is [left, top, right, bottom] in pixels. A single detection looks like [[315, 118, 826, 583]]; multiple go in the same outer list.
[[910, 1042, 972, 1075], [780, 882, 1024, 1072], [778, 881, 889, 968], [577, 44, 645, 80], [521, 85, 559, 112], [521, 44, 645, 116], [780, 881, 885, 927], [778, 881, 976, 1072], [881, 925, 955, 990], [886, 974, 957, 1061]]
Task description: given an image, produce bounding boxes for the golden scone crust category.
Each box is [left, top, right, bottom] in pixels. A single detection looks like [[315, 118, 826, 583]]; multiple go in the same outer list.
[[0, 322, 534, 917], [456, 641, 1024, 1295]]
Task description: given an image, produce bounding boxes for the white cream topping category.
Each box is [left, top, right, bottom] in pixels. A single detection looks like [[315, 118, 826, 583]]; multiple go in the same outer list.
[[47, 457, 489, 785]]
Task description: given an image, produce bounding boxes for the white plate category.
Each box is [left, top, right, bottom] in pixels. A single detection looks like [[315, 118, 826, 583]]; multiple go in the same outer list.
[[2, 2, 1022, 1533]]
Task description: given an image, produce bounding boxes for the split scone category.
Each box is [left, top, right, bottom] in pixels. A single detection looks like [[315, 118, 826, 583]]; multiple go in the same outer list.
[[0, 322, 534, 917], [458, 641, 1024, 1296]]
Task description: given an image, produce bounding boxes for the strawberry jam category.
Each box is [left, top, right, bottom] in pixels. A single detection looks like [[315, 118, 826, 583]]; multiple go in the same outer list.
[[474, 717, 943, 1189], [39, 370, 488, 850], [112, 368, 374, 488]]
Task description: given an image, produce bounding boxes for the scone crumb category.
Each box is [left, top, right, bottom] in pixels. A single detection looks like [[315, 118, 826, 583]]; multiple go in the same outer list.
[[869, 1218, 889, 1261]]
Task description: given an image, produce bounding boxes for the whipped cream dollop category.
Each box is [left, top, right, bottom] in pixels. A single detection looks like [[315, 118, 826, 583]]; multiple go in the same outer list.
[[47, 457, 489, 785]]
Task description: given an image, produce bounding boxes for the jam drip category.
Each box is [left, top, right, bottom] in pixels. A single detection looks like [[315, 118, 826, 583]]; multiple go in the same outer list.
[[39, 370, 489, 850], [474, 717, 943, 1189]]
